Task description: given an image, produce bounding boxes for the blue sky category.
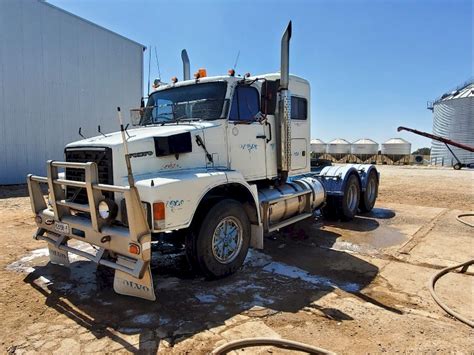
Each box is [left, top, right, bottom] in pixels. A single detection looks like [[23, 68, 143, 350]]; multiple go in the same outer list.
[[49, 0, 472, 150]]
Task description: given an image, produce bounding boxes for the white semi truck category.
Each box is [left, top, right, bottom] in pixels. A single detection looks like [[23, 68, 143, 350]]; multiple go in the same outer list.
[[27, 23, 379, 301]]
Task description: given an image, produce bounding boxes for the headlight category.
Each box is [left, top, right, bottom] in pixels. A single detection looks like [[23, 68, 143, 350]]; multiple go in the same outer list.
[[98, 199, 118, 222]]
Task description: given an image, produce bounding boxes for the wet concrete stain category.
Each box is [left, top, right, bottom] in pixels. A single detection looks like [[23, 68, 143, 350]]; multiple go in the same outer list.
[[319, 208, 407, 253]]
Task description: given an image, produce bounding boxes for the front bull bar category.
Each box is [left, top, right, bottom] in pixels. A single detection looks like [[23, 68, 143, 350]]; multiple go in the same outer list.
[[27, 160, 156, 301]]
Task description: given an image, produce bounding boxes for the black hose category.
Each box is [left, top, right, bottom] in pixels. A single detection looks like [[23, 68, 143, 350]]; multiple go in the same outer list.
[[211, 337, 335, 355], [456, 213, 474, 228], [428, 260, 474, 328], [428, 213, 474, 328]]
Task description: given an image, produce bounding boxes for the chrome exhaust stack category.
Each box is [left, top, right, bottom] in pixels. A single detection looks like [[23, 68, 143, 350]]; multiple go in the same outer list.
[[181, 49, 190, 81], [278, 21, 292, 182]]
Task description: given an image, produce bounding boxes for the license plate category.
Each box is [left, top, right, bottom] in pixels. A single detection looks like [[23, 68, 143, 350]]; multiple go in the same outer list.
[[54, 221, 70, 235]]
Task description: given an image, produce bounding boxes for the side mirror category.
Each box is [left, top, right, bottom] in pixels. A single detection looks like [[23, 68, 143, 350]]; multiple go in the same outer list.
[[129, 109, 142, 126], [256, 111, 266, 122], [260, 80, 278, 115]]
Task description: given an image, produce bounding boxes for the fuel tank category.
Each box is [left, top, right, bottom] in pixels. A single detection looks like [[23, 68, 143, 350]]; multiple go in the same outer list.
[[258, 177, 325, 226]]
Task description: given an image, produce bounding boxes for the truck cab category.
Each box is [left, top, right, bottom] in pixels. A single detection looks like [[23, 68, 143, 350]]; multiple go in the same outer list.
[[138, 72, 311, 180]]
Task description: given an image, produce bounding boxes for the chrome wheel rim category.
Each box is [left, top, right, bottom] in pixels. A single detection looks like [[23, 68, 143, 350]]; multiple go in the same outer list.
[[212, 216, 243, 264], [347, 183, 358, 212]]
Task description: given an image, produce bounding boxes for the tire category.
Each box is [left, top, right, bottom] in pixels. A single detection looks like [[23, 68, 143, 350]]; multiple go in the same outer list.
[[184, 230, 201, 272], [96, 263, 115, 290], [195, 199, 250, 278], [321, 197, 339, 220], [321, 174, 361, 221], [339, 174, 361, 221], [359, 170, 378, 212], [453, 163, 462, 170]]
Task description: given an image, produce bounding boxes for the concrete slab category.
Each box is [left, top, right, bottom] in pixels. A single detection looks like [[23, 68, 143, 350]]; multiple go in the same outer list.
[[315, 203, 446, 256], [377, 260, 473, 321], [403, 209, 474, 267]]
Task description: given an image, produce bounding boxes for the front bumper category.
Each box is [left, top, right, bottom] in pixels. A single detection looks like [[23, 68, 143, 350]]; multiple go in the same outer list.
[[27, 160, 155, 300]]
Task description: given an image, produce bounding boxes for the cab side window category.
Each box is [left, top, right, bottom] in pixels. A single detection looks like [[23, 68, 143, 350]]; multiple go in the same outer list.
[[229, 86, 260, 121], [291, 96, 308, 120]]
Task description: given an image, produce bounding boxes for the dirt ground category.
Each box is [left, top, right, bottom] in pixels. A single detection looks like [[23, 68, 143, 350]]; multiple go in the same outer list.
[[0, 165, 473, 354]]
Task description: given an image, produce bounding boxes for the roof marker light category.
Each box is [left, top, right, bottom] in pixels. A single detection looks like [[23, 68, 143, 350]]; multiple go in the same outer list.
[[194, 68, 207, 79]]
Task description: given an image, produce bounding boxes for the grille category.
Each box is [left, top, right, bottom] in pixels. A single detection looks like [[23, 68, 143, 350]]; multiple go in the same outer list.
[[65, 147, 113, 204]]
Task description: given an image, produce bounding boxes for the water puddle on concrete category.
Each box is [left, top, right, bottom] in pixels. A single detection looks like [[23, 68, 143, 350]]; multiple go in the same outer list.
[[329, 227, 407, 255], [365, 225, 407, 249], [323, 208, 408, 253]]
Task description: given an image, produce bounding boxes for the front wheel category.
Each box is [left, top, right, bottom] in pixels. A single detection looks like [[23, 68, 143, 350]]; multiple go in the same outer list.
[[453, 163, 462, 170], [195, 199, 250, 278]]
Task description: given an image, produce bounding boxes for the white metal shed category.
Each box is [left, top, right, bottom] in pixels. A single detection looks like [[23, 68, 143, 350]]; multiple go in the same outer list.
[[0, 0, 145, 184]]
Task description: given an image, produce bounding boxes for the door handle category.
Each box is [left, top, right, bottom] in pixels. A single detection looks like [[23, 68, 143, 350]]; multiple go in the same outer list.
[[256, 135, 267, 139], [266, 121, 272, 143]]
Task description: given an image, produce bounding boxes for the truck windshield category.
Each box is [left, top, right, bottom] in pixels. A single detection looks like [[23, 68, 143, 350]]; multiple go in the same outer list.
[[141, 82, 227, 125]]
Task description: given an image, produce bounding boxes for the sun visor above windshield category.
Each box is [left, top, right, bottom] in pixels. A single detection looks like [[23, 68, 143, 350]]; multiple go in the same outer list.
[[154, 132, 192, 157]]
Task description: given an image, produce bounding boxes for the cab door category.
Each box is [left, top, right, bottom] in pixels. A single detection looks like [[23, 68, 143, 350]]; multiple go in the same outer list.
[[289, 95, 310, 172], [227, 84, 268, 180]]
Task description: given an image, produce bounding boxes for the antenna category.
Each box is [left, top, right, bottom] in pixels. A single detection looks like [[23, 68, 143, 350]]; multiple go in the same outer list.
[[154, 46, 161, 80], [233, 50, 240, 70], [116, 107, 135, 187], [97, 125, 107, 137], [147, 45, 151, 96], [78, 127, 87, 139]]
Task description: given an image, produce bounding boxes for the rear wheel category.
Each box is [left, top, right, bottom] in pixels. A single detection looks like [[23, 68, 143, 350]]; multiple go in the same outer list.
[[340, 174, 361, 220], [322, 174, 361, 221], [321, 198, 339, 220], [359, 170, 378, 212], [195, 199, 250, 278]]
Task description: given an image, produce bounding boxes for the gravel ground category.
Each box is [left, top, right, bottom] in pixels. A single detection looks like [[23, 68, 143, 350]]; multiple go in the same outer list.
[[0, 165, 473, 354]]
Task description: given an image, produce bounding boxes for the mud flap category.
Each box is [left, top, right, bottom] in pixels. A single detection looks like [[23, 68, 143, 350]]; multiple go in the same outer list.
[[113, 256, 156, 301], [48, 243, 70, 267]]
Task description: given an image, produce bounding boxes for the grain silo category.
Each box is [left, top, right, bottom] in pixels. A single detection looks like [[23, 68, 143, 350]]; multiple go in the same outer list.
[[310, 139, 326, 158], [351, 138, 379, 163], [429, 80, 474, 167], [381, 138, 411, 164], [327, 138, 351, 162]]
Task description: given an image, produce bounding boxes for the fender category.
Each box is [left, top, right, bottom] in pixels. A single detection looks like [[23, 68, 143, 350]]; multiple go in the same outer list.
[[315, 164, 361, 197], [196, 170, 263, 249], [348, 164, 380, 193], [134, 169, 261, 237], [315, 164, 378, 196]]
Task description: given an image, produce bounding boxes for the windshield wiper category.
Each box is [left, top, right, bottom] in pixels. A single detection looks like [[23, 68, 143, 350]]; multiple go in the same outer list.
[[195, 134, 213, 164], [160, 116, 202, 125]]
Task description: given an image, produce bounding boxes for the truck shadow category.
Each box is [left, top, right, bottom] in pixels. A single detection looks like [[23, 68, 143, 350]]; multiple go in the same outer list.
[[321, 208, 396, 232], [22, 219, 400, 353]]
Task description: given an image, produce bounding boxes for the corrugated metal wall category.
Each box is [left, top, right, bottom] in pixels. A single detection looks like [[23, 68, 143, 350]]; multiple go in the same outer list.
[[431, 97, 474, 166], [0, 0, 144, 184]]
